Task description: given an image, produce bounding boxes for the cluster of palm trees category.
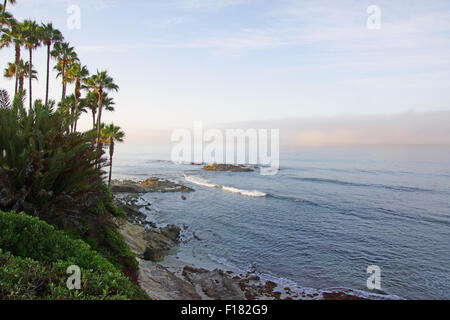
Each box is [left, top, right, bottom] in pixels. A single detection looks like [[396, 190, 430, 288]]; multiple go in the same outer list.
[[1, 1, 124, 186]]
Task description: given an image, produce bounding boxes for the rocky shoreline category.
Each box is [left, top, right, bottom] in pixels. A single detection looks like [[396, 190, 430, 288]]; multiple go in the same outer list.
[[112, 179, 371, 300]]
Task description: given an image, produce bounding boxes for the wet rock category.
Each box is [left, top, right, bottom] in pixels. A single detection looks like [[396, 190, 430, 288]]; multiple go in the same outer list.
[[247, 275, 260, 281], [160, 225, 181, 242], [202, 163, 254, 172], [143, 247, 166, 262], [142, 225, 180, 262], [139, 262, 201, 300], [273, 291, 282, 300], [265, 281, 277, 293], [182, 266, 246, 300], [112, 178, 194, 194], [193, 232, 202, 241], [115, 199, 148, 225]]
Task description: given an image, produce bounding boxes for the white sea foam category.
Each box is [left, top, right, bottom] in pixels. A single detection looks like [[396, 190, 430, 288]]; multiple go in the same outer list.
[[184, 174, 267, 197], [221, 186, 267, 197], [183, 174, 218, 188]]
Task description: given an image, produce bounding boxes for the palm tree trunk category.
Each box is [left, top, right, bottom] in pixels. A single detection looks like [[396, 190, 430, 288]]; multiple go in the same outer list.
[[72, 79, 80, 132], [29, 48, 33, 112], [96, 90, 103, 149], [61, 61, 66, 100], [45, 43, 50, 105], [108, 140, 114, 187], [14, 43, 20, 95], [19, 75, 24, 93]]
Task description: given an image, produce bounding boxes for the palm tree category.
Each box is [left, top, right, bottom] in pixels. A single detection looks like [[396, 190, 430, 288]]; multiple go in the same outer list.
[[57, 94, 77, 132], [79, 91, 97, 129], [0, 8, 14, 26], [2, 0, 17, 15], [101, 123, 125, 186], [22, 19, 41, 111], [67, 62, 89, 132], [4, 59, 37, 92], [83, 70, 119, 149], [2, 0, 16, 14], [1, 20, 25, 95], [80, 92, 115, 130], [41, 23, 63, 105], [51, 41, 78, 100]]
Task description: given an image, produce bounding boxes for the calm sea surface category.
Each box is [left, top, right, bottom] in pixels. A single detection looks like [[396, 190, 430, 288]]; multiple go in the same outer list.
[[113, 144, 450, 299]]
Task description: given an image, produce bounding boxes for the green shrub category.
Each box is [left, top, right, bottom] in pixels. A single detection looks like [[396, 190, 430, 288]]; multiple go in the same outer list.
[[59, 211, 138, 282], [0, 211, 115, 272], [0, 249, 148, 300], [0, 211, 148, 300], [88, 183, 126, 218]]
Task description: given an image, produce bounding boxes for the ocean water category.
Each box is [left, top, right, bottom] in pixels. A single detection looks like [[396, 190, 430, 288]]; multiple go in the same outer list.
[[112, 144, 450, 299]]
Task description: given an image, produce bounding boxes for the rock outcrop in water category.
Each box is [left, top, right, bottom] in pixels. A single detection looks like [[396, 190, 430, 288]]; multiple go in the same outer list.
[[202, 163, 254, 172], [112, 178, 194, 193]]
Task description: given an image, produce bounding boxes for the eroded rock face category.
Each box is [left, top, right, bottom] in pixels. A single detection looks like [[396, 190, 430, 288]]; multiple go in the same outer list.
[[117, 221, 148, 256], [202, 163, 254, 172], [117, 218, 180, 262], [139, 261, 201, 300], [143, 225, 181, 262], [115, 198, 149, 225], [112, 178, 194, 194], [182, 266, 246, 300]]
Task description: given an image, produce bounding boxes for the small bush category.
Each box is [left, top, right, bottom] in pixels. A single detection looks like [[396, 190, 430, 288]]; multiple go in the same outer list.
[[0, 211, 114, 272], [0, 250, 147, 300]]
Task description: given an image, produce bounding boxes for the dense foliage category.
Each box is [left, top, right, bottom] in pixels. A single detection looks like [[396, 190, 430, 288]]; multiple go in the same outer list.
[[0, 211, 116, 271], [0, 211, 148, 300], [0, 93, 104, 217]]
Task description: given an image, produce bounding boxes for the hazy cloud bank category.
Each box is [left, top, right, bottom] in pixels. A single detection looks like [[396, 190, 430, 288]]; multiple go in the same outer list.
[[129, 110, 450, 147]]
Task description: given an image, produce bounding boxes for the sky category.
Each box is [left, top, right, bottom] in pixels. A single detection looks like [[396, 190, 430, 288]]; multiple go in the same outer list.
[[1, 0, 450, 145]]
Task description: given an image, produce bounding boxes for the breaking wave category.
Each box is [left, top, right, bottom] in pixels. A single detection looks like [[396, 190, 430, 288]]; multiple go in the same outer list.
[[183, 174, 267, 197]]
